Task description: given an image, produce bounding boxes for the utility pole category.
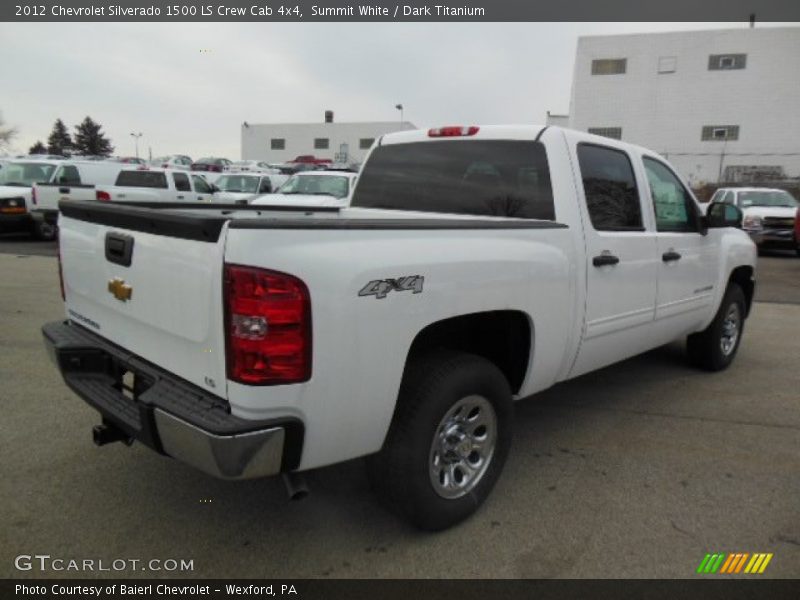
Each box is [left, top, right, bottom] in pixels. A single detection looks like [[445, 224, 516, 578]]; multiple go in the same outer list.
[[130, 132, 143, 159]]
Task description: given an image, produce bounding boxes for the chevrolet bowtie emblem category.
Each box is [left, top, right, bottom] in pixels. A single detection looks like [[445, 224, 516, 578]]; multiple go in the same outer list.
[[108, 277, 133, 302]]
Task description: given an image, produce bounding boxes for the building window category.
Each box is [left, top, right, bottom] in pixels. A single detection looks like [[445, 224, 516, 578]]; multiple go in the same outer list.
[[270, 138, 285, 150], [588, 127, 622, 140], [359, 138, 375, 150], [591, 58, 626, 75], [658, 56, 677, 73], [314, 138, 329, 150], [577, 143, 642, 231], [708, 54, 746, 70], [701, 126, 739, 141]]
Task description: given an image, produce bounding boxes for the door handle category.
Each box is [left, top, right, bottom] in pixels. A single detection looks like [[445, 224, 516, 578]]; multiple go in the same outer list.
[[176, 195, 184, 200], [662, 251, 682, 263], [592, 254, 620, 267], [59, 187, 70, 193]]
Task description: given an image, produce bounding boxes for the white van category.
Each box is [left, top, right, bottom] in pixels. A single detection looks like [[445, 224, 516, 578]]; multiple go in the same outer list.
[[30, 161, 127, 240]]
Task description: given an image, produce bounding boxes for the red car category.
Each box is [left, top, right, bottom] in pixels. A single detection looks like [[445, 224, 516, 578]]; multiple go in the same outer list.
[[795, 206, 800, 256], [191, 157, 232, 173]]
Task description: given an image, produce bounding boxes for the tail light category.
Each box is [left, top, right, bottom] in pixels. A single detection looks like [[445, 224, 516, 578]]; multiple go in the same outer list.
[[57, 243, 65, 300], [224, 264, 311, 385], [96, 190, 111, 202], [210, 165, 222, 172], [428, 126, 479, 137], [162, 163, 169, 168], [31, 186, 37, 205]]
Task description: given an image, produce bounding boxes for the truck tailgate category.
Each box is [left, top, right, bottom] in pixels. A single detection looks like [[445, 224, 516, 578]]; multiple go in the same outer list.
[[58, 206, 229, 398]]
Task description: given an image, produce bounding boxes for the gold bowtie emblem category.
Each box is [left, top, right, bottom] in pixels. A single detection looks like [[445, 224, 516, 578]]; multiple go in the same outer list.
[[108, 277, 133, 302]]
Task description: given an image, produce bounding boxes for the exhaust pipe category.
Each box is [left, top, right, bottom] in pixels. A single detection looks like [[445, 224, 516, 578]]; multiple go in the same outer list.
[[282, 472, 309, 501], [93, 423, 133, 446]]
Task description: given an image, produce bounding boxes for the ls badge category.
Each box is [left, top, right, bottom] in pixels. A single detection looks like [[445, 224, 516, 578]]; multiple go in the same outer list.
[[108, 277, 133, 302], [359, 275, 424, 300]]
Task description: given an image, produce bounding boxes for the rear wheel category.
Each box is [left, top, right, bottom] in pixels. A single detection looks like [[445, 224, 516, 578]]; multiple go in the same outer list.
[[367, 351, 513, 531], [687, 283, 746, 371]]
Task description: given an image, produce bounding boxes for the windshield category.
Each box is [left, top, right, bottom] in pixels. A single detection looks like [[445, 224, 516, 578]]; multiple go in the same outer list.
[[0, 162, 57, 186], [215, 175, 259, 194], [738, 190, 798, 208], [277, 174, 349, 198]]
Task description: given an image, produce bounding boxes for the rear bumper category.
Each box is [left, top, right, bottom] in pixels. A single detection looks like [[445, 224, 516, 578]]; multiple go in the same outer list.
[[42, 320, 304, 479], [0, 212, 32, 231]]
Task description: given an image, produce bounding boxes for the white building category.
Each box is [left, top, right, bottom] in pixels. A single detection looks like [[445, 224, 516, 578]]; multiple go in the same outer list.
[[561, 27, 800, 184], [241, 113, 415, 165]]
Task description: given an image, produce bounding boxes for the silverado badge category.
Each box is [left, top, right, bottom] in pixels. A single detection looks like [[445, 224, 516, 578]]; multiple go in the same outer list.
[[108, 277, 133, 302]]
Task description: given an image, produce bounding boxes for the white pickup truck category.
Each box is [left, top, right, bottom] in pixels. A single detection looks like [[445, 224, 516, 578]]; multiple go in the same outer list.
[[43, 125, 756, 530], [95, 168, 216, 204]]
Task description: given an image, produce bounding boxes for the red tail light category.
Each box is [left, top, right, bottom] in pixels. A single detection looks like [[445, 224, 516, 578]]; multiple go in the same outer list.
[[57, 243, 65, 300], [210, 165, 222, 172], [428, 126, 479, 137], [96, 190, 111, 202], [32, 186, 37, 205], [224, 264, 311, 385]]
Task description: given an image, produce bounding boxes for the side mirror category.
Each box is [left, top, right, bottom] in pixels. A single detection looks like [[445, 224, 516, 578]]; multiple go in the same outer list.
[[210, 184, 219, 193], [705, 201, 743, 229]]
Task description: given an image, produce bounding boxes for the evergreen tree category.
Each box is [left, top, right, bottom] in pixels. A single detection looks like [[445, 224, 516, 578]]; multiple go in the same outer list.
[[46, 119, 73, 155], [73, 116, 114, 157], [29, 141, 47, 154]]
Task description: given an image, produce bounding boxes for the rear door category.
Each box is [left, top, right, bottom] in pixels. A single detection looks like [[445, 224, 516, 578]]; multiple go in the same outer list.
[[642, 156, 718, 334], [173, 172, 192, 200], [570, 142, 659, 376]]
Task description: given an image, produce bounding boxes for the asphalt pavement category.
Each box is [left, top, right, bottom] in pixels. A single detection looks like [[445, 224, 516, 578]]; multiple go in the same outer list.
[[0, 247, 798, 579]]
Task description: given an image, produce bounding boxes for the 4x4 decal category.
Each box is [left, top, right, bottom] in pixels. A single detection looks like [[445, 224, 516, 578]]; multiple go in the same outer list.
[[358, 275, 424, 299]]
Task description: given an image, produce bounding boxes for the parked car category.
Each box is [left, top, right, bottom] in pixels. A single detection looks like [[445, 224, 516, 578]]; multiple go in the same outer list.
[[289, 154, 333, 166], [795, 207, 800, 256], [0, 159, 60, 236], [44, 124, 756, 531], [709, 187, 798, 253], [149, 155, 192, 170], [30, 161, 128, 240], [224, 160, 276, 173], [252, 170, 357, 207], [95, 168, 216, 203], [191, 157, 232, 173], [109, 156, 147, 165], [213, 172, 289, 204]]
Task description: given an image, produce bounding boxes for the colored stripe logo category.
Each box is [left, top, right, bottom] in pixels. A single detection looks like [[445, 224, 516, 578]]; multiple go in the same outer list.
[[697, 552, 773, 574]]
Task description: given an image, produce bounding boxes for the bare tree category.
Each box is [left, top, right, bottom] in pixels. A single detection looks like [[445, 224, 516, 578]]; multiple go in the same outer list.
[[0, 111, 18, 150]]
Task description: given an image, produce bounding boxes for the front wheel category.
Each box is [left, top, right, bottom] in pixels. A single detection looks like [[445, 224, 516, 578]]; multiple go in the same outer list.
[[687, 283, 746, 371], [367, 351, 513, 531]]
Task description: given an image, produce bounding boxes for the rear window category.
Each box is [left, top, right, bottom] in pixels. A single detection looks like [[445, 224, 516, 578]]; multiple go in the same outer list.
[[115, 171, 168, 188], [351, 140, 555, 220]]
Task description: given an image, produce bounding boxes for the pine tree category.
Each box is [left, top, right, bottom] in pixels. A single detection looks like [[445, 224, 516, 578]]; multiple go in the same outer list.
[[29, 141, 47, 154], [46, 119, 73, 155], [72, 116, 114, 157]]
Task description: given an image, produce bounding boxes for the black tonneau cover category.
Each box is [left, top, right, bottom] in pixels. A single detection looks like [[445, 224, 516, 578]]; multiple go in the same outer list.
[[59, 200, 567, 243]]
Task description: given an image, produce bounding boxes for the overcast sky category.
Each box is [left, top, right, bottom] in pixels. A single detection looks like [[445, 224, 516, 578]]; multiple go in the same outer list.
[[0, 21, 788, 159]]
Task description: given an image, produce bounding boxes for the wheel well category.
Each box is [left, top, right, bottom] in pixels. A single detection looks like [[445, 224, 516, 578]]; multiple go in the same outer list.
[[406, 311, 532, 394], [729, 266, 755, 317]]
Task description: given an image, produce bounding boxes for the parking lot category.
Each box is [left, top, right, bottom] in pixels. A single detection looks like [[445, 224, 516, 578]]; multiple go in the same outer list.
[[1, 237, 798, 579]]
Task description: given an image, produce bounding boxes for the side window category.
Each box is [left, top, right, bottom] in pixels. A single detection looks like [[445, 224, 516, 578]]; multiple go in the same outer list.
[[192, 175, 211, 194], [577, 144, 642, 231], [56, 165, 81, 185], [173, 172, 191, 192], [723, 191, 736, 205], [258, 178, 272, 193], [709, 189, 724, 204], [643, 157, 699, 233]]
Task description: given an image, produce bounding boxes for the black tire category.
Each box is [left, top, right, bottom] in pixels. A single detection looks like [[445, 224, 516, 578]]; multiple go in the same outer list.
[[687, 283, 746, 371], [367, 350, 513, 531], [32, 219, 57, 242]]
